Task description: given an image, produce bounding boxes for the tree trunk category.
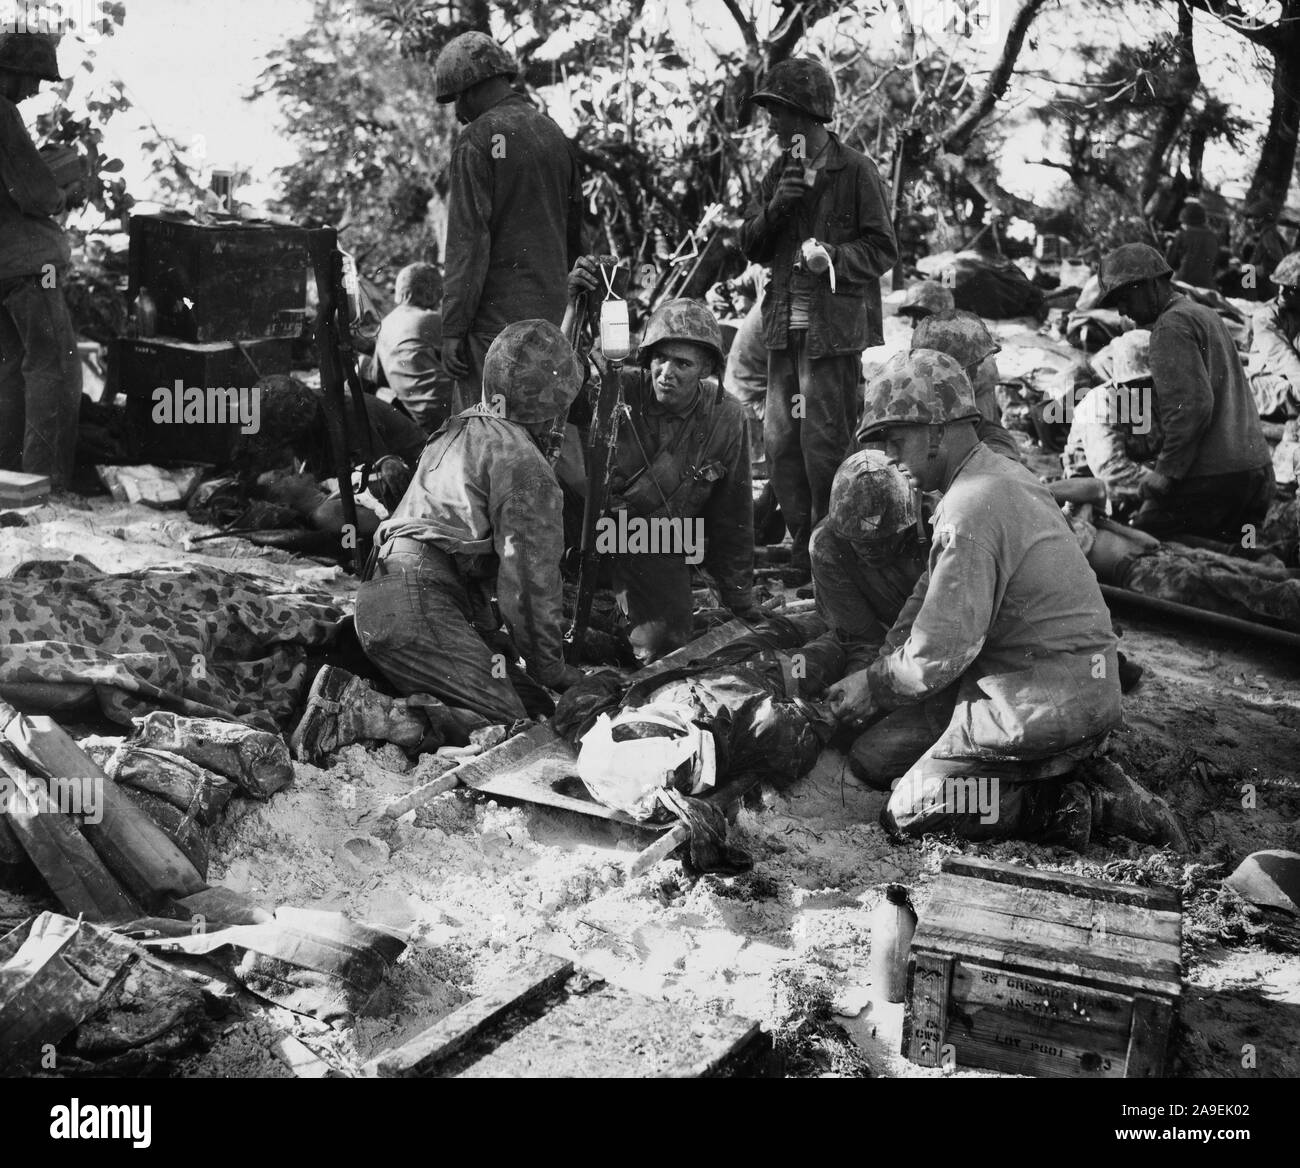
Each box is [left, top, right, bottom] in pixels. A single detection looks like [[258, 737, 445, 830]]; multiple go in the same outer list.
[[1246, 17, 1300, 212], [1139, 0, 1198, 208]]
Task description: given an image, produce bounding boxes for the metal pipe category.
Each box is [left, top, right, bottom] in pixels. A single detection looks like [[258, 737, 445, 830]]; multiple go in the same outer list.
[[1099, 583, 1300, 654]]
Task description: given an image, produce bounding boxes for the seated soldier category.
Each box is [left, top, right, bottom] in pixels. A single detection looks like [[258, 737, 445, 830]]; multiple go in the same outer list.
[[1098, 243, 1273, 541], [896, 280, 954, 328], [827, 350, 1184, 849], [1164, 199, 1219, 291], [568, 258, 760, 663], [910, 309, 1021, 461], [291, 319, 586, 761], [1062, 329, 1161, 520], [373, 262, 458, 433], [1247, 252, 1300, 419]]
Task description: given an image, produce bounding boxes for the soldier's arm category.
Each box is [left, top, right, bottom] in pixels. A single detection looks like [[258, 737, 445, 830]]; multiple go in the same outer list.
[[1253, 304, 1300, 386], [865, 532, 994, 711], [0, 101, 65, 218], [1149, 315, 1213, 481], [491, 470, 572, 687], [1080, 408, 1149, 512], [442, 138, 493, 341], [826, 158, 899, 286], [811, 534, 890, 678], [700, 418, 755, 611], [738, 161, 785, 264]]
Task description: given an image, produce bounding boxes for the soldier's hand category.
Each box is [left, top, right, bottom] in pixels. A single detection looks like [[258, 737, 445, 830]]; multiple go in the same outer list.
[[568, 255, 615, 302], [826, 669, 875, 727], [769, 169, 807, 218], [1138, 470, 1177, 501], [442, 337, 470, 378]]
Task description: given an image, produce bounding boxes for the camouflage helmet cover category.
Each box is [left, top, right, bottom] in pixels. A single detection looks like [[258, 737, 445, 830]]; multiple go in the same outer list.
[[1110, 329, 1153, 384], [856, 349, 979, 441], [910, 308, 999, 369], [746, 56, 834, 123], [434, 31, 517, 103], [0, 32, 61, 81], [639, 298, 724, 369], [1097, 243, 1173, 308], [899, 281, 955, 321], [828, 449, 918, 542], [482, 319, 584, 422], [1271, 251, 1300, 288]]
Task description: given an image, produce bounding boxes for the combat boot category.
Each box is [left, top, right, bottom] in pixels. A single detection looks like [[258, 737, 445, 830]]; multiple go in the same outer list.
[[290, 666, 429, 763], [1081, 756, 1194, 852]]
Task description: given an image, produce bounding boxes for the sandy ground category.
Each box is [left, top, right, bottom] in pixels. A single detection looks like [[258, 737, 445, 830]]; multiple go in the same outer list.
[[2, 311, 1298, 1077]]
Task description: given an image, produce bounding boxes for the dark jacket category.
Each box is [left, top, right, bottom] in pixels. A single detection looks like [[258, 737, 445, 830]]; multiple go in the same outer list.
[[0, 95, 70, 279], [608, 368, 754, 609], [739, 134, 897, 358], [1149, 293, 1271, 481], [442, 94, 582, 344]]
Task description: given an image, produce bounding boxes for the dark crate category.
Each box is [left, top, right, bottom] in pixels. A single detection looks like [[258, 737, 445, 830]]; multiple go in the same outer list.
[[903, 855, 1182, 1078], [110, 336, 293, 466], [127, 215, 310, 344]]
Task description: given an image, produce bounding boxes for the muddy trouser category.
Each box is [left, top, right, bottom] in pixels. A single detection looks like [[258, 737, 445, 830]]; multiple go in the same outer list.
[[451, 331, 496, 415], [610, 551, 694, 665], [848, 687, 1102, 841], [0, 273, 83, 490], [353, 537, 549, 723], [1250, 371, 1300, 419], [764, 332, 862, 572], [1131, 464, 1274, 543]]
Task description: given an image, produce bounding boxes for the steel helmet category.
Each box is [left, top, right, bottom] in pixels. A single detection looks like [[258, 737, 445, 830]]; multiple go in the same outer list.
[[745, 57, 834, 123], [0, 32, 61, 81], [1178, 199, 1207, 227], [910, 309, 1000, 370], [1271, 251, 1300, 289], [1097, 243, 1173, 308], [1224, 850, 1300, 916], [856, 349, 979, 442], [639, 298, 724, 370], [1110, 329, 1152, 384], [827, 450, 918, 542], [898, 281, 955, 322], [434, 31, 517, 103], [481, 319, 584, 423], [576, 702, 717, 821], [1242, 197, 1276, 221]]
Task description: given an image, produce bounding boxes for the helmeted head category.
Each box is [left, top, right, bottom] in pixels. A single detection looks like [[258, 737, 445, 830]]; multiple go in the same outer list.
[[482, 320, 583, 459], [910, 308, 999, 373], [236, 374, 322, 472], [827, 449, 919, 548], [1243, 198, 1276, 226], [639, 298, 723, 413], [746, 56, 834, 144], [394, 262, 443, 309], [898, 281, 955, 325], [1097, 243, 1173, 324], [1178, 199, 1207, 228], [1272, 251, 1300, 306], [0, 32, 61, 101], [857, 349, 979, 491], [1110, 329, 1153, 385], [434, 31, 517, 119]]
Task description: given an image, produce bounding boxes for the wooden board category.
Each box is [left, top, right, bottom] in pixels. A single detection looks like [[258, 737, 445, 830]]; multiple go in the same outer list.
[[455, 724, 660, 829], [939, 855, 1181, 913], [364, 952, 574, 1078]]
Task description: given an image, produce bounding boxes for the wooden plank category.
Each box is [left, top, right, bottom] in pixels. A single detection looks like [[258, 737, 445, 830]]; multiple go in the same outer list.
[[921, 897, 1181, 973], [951, 962, 1134, 1037], [0, 752, 140, 922], [902, 951, 953, 1067], [364, 952, 574, 1078], [1124, 994, 1174, 1078], [925, 875, 1183, 947], [913, 925, 1179, 999], [2, 709, 205, 904], [939, 855, 1181, 913], [948, 1017, 1129, 1079]]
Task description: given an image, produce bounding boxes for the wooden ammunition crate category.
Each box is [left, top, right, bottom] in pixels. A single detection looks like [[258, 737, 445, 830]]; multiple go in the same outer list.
[[903, 855, 1182, 1078], [109, 336, 293, 465], [127, 215, 309, 343]]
